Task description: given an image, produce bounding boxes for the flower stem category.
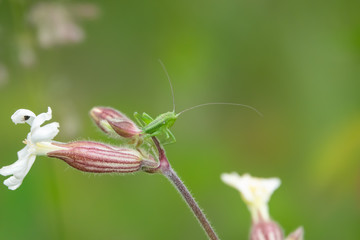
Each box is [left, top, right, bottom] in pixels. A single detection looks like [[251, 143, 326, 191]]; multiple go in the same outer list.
[[163, 167, 219, 240], [149, 137, 220, 240]]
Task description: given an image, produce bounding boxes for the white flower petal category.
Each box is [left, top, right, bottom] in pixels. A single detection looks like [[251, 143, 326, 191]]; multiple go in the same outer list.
[[31, 122, 60, 143], [1, 148, 34, 179], [18, 146, 30, 159], [18, 154, 36, 180], [259, 177, 281, 203], [221, 172, 280, 204], [31, 107, 52, 131], [221, 172, 281, 222], [8, 155, 36, 190], [221, 172, 242, 191], [0, 147, 30, 176], [11, 109, 36, 125], [2, 107, 60, 190], [221, 172, 242, 188], [4, 176, 23, 190], [221, 172, 254, 202], [0, 147, 36, 190]]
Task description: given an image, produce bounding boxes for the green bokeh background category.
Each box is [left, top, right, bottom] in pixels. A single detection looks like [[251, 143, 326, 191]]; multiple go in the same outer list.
[[1, 0, 360, 239]]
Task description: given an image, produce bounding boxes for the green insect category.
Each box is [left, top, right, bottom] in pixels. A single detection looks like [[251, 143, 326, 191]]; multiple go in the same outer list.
[[134, 60, 262, 145]]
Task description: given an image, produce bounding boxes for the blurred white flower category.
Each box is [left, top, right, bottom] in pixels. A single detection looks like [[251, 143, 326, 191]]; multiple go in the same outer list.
[[28, 2, 99, 48], [221, 172, 280, 223], [221, 173, 304, 239], [0, 107, 64, 190]]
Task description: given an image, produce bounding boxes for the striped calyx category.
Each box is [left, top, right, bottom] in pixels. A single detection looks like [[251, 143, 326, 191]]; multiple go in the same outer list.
[[48, 141, 149, 173], [90, 106, 141, 138], [285, 227, 304, 240], [250, 220, 284, 240]]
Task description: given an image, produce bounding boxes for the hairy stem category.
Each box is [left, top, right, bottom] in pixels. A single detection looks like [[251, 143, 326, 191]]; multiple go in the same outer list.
[[150, 137, 220, 240], [163, 167, 219, 240]]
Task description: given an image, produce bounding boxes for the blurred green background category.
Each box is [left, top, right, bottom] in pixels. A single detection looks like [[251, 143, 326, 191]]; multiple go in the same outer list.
[[1, 0, 360, 239]]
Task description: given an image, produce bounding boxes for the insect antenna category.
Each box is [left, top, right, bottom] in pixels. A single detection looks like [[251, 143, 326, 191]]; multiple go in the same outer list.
[[177, 102, 263, 117], [158, 59, 176, 112]]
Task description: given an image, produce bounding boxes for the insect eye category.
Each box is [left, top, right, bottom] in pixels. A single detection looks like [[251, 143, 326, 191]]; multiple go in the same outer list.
[[24, 116, 30, 121]]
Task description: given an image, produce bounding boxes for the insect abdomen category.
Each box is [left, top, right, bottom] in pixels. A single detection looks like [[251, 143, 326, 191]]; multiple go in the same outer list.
[[142, 118, 165, 134], [141, 112, 177, 134]]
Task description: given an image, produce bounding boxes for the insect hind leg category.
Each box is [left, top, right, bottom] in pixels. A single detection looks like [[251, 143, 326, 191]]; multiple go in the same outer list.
[[141, 112, 154, 124], [134, 112, 154, 128], [134, 112, 145, 127]]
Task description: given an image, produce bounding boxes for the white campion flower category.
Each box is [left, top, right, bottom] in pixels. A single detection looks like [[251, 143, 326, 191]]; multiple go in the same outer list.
[[221, 173, 304, 240], [0, 107, 64, 190], [221, 172, 281, 223]]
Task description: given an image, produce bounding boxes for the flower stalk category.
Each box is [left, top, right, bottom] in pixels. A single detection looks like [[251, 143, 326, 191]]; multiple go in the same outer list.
[[146, 137, 220, 240]]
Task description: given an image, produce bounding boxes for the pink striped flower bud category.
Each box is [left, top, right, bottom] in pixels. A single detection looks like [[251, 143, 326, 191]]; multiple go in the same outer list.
[[48, 141, 154, 173], [250, 220, 284, 240], [285, 227, 304, 240], [90, 106, 141, 138]]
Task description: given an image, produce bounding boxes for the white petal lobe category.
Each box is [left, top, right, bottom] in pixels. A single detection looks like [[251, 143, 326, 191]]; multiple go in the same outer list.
[[11, 109, 36, 125], [0, 147, 30, 176], [31, 122, 60, 142], [221, 172, 281, 222], [31, 107, 52, 131], [4, 176, 23, 190]]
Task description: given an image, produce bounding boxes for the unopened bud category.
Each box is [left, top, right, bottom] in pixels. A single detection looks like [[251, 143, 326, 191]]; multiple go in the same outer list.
[[286, 227, 304, 240], [90, 107, 141, 138], [48, 141, 151, 173], [250, 220, 284, 240]]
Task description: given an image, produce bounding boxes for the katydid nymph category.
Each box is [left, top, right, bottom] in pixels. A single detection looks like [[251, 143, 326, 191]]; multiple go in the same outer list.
[[134, 61, 262, 145]]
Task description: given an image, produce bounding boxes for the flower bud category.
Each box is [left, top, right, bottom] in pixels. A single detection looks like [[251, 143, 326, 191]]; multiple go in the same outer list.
[[90, 107, 141, 138], [250, 220, 284, 240], [286, 227, 304, 240], [48, 141, 148, 173]]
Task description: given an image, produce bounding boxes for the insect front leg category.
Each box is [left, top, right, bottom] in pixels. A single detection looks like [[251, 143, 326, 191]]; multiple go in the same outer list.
[[162, 129, 176, 145], [148, 129, 164, 137], [148, 127, 176, 145]]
